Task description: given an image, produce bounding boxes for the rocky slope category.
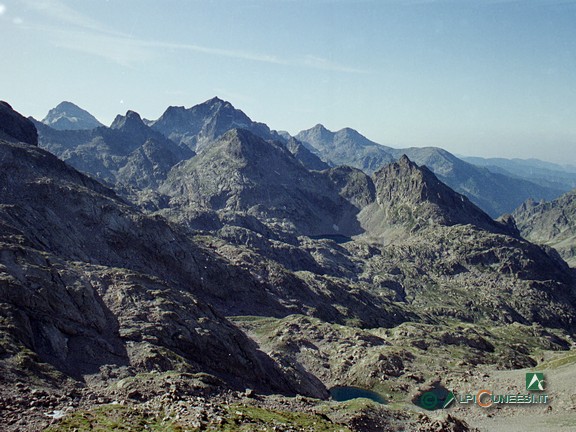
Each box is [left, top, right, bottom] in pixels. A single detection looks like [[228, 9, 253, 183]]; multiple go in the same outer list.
[[359, 155, 514, 239], [3, 101, 576, 431], [296, 124, 563, 216], [0, 108, 338, 401], [41, 101, 103, 130], [157, 128, 364, 237], [513, 190, 576, 266]]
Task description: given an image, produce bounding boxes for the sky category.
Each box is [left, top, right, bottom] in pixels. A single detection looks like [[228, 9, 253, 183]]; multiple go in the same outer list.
[[1, 0, 576, 165]]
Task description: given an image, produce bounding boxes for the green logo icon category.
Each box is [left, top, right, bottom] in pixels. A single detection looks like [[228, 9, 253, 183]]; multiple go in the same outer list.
[[443, 391, 456, 408], [526, 372, 545, 391]]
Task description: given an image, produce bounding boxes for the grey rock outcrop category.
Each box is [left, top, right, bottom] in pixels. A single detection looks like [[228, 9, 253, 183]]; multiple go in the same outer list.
[[359, 155, 512, 239], [513, 191, 576, 266]]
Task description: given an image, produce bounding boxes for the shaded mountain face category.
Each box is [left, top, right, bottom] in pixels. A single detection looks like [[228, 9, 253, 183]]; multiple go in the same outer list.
[[34, 111, 194, 196], [151, 97, 324, 171], [513, 190, 576, 266], [0, 101, 38, 145], [41, 101, 104, 130], [297, 124, 563, 217], [283, 136, 330, 171], [151, 97, 282, 153], [158, 128, 364, 237]]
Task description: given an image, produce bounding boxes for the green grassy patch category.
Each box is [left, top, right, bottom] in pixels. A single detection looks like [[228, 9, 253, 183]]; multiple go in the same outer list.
[[44, 404, 183, 432], [219, 404, 351, 432], [537, 351, 576, 370]]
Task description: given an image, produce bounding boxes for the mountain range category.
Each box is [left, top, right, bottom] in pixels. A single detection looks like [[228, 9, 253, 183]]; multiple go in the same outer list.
[[295, 124, 564, 217], [2, 98, 576, 431], [462, 156, 576, 192], [35, 98, 565, 219]]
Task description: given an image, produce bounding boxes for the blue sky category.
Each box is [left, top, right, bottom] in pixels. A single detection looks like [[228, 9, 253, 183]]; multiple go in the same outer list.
[[1, 0, 576, 164]]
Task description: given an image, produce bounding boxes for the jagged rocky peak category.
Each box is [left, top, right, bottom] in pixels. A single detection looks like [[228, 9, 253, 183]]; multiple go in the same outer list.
[[369, 155, 511, 234], [41, 101, 103, 130], [205, 96, 232, 110], [110, 110, 147, 131], [0, 101, 38, 146], [151, 96, 279, 152]]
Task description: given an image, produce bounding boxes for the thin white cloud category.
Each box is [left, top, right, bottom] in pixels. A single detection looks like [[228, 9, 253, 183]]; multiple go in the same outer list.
[[19, 0, 126, 37], [0, 4, 6, 15], [302, 54, 368, 74], [19, 0, 369, 73]]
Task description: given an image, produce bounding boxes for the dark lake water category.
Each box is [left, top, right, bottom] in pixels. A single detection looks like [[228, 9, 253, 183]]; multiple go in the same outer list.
[[329, 386, 387, 404]]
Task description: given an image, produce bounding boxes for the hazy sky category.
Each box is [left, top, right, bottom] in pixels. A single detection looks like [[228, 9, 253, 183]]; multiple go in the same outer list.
[[2, 0, 576, 164]]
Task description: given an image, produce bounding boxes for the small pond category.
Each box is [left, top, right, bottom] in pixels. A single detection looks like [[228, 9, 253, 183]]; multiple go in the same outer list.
[[412, 382, 451, 410], [329, 386, 387, 404]]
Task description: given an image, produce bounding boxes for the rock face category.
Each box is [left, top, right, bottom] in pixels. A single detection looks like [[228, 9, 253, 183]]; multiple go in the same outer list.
[[513, 190, 576, 266], [41, 101, 103, 130], [297, 124, 563, 216], [0, 101, 38, 145], [283, 136, 330, 171]]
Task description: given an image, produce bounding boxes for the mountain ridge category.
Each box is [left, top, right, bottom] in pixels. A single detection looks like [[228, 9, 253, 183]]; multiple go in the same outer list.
[[297, 123, 564, 216]]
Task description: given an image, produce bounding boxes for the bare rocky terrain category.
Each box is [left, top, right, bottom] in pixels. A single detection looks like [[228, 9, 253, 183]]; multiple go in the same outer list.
[[1, 99, 575, 431]]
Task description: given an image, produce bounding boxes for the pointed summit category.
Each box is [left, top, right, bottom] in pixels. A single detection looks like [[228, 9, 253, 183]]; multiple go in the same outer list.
[[159, 128, 363, 236], [151, 97, 280, 152], [363, 157, 512, 236], [110, 110, 146, 131], [42, 101, 103, 130], [205, 96, 227, 107]]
